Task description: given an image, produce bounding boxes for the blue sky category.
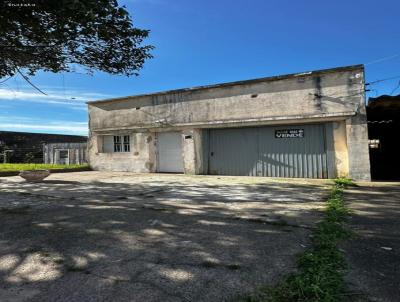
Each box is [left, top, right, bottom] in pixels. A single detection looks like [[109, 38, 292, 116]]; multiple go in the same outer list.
[[0, 0, 399, 135]]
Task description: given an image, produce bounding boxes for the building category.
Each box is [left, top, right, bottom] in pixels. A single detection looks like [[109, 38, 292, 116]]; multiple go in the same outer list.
[[0, 131, 87, 163], [43, 142, 87, 165], [87, 65, 371, 180], [367, 94, 400, 180]]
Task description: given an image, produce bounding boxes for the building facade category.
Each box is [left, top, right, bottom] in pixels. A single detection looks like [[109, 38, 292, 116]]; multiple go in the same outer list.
[[88, 65, 371, 180]]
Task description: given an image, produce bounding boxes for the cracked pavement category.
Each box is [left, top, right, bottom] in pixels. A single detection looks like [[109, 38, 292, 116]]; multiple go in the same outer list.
[[0, 172, 329, 302]]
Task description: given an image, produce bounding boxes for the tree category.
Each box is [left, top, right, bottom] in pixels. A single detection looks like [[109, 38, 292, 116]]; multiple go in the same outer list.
[[0, 0, 153, 78]]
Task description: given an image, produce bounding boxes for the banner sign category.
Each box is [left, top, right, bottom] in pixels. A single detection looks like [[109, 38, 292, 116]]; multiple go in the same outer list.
[[275, 129, 304, 138]]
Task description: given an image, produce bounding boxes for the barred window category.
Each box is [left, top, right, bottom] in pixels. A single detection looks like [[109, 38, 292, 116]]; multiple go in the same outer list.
[[102, 135, 131, 153], [123, 135, 130, 152], [113, 136, 122, 152]]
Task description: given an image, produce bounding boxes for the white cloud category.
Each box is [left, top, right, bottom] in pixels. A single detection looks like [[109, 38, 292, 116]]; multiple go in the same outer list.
[[0, 83, 109, 134], [0, 117, 88, 135], [0, 87, 114, 109], [0, 123, 88, 135]]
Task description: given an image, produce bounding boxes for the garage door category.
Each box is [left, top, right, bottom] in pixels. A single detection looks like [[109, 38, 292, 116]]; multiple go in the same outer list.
[[157, 132, 184, 173], [208, 124, 330, 178]]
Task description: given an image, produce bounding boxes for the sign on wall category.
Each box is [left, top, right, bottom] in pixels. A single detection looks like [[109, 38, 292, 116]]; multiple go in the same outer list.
[[275, 129, 304, 138]]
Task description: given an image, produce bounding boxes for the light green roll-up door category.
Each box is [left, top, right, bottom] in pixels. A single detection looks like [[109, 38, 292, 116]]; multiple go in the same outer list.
[[208, 124, 330, 178]]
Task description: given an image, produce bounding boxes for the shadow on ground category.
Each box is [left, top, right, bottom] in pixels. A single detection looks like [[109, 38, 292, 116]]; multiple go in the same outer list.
[[0, 172, 329, 302], [342, 183, 400, 302]]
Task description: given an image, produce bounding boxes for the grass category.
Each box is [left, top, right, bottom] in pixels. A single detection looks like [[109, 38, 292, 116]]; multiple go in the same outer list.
[[0, 163, 89, 172], [241, 178, 354, 302], [334, 178, 357, 187]]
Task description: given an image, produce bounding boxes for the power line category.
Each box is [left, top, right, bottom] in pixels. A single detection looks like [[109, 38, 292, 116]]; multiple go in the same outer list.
[[15, 66, 47, 95], [0, 76, 12, 84], [390, 80, 400, 95], [366, 75, 400, 85], [365, 53, 400, 66]]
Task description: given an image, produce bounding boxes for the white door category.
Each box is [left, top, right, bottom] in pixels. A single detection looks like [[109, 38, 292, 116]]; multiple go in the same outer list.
[[157, 132, 184, 173]]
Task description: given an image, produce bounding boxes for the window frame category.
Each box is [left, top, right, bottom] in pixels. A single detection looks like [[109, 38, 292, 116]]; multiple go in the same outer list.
[[123, 135, 130, 152], [101, 135, 132, 153], [111, 135, 130, 153], [55, 149, 69, 164], [113, 135, 122, 152]]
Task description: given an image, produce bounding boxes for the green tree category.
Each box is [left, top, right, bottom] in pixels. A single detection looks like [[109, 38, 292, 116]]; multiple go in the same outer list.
[[0, 0, 153, 78]]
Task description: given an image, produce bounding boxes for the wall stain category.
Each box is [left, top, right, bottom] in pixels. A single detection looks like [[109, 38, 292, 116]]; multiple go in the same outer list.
[[313, 76, 323, 111]]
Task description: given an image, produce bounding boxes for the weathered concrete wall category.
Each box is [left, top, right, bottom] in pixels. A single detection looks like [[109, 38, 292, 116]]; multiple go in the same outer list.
[[332, 121, 349, 178], [182, 130, 196, 174], [88, 67, 364, 132], [345, 70, 371, 181], [89, 132, 156, 172], [181, 129, 203, 174], [346, 115, 371, 181]]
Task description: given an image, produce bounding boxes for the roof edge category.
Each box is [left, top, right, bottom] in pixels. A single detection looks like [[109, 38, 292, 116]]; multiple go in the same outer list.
[[90, 111, 357, 133], [87, 64, 364, 105]]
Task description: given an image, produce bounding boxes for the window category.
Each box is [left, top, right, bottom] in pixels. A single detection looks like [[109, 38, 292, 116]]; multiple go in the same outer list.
[[102, 135, 131, 153], [368, 139, 380, 149], [56, 149, 69, 165], [59, 150, 69, 159], [123, 135, 130, 152], [113, 135, 122, 152]]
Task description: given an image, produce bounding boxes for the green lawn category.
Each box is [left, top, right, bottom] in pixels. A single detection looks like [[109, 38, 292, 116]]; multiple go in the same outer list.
[[0, 163, 89, 172]]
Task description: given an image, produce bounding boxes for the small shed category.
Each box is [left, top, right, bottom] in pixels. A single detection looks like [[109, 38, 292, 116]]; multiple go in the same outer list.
[[0, 131, 87, 163], [44, 142, 87, 165]]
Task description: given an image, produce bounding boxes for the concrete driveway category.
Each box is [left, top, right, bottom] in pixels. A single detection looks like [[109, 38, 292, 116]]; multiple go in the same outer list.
[[0, 172, 329, 302]]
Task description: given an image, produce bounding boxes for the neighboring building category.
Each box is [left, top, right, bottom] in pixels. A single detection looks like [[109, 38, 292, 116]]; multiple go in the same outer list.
[[367, 94, 400, 180], [0, 131, 87, 163], [43, 142, 87, 165], [87, 65, 371, 180]]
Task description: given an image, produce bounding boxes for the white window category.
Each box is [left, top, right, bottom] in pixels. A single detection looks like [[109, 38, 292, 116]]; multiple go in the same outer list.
[[102, 135, 131, 153]]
